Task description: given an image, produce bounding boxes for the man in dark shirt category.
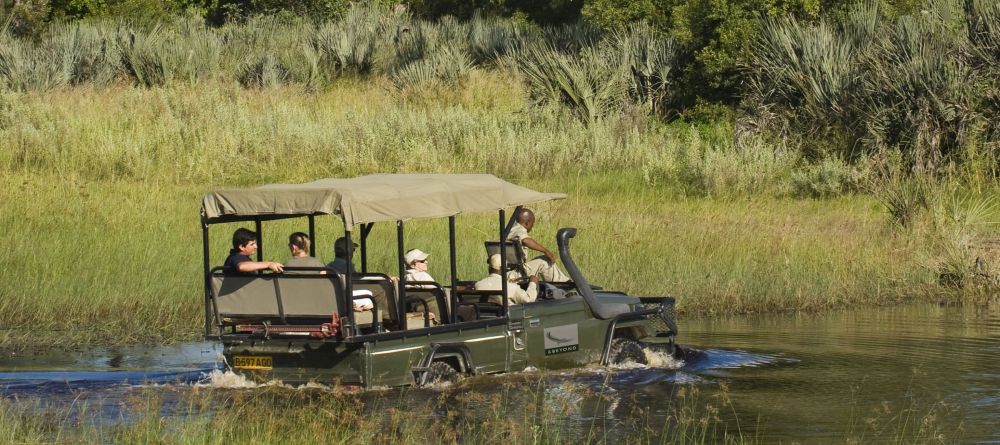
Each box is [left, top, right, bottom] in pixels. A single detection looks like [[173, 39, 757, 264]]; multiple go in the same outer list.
[[224, 228, 284, 273], [326, 237, 358, 275]]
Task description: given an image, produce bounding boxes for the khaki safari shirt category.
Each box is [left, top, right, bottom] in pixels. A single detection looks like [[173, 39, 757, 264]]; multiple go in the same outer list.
[[506, 222, 532, 261], [474, 273, 538, 305]]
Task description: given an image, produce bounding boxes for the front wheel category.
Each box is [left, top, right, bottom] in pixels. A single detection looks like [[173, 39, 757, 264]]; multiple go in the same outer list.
[[422, 361, 460, 386], [609, 339, 648, 366]]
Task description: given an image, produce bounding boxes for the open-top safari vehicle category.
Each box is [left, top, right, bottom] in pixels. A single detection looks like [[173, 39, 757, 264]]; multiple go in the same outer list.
[[200, 174, 681, 387]]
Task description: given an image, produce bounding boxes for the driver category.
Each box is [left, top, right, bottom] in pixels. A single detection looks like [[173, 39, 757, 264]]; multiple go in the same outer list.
[[507, 208, 569, 282], [475, 254, 538, 305]]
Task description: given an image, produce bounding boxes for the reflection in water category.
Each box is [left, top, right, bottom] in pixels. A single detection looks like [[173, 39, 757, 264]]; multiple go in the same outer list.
[[1, 303, 997, 442]]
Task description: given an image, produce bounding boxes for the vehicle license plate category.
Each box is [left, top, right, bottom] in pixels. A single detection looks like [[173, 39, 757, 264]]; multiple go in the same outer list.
[[233, 355, 272, 370]]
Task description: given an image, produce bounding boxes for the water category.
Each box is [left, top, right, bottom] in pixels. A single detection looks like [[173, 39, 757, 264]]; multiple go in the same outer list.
[[1, 303, 998, 442]]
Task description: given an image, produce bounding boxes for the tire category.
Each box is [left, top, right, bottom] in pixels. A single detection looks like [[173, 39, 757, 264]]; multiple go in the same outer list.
[[610, 339, 648, 366], [423, 361, 460, 385]]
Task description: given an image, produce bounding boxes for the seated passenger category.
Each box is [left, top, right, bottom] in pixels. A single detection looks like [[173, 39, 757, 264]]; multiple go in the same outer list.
[[284, 232, 325, 274], [404, 248, 435, 286], [403, 248, 440, 323], [327, 236, 392, 322], [326, 237, 357, 275], [224, 228, 284, 273], [475, 254, 538, 305]]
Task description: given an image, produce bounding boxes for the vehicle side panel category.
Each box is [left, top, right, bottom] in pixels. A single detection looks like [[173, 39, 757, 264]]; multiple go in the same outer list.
[[518, 296, 610, 369]]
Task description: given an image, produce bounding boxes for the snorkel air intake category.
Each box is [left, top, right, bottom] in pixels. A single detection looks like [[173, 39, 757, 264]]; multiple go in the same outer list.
[[558, 228, 618, 320]]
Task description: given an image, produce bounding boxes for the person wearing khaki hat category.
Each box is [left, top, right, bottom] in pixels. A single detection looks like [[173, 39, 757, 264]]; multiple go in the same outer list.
[[475, 253, 539, 305], [403, 248, 435, 285], [507, 208, 570, 282], [403, 248, 441, 324]]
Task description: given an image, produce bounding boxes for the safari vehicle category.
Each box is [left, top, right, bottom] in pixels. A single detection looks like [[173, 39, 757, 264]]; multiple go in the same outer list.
[[200, 174, 680, 387]]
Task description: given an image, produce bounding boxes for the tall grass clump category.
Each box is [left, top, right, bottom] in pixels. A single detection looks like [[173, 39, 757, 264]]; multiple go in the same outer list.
[[746, 0, 995, 173], [505, 22, 678, 123], [312, 6, 386, 78], [506, 41, 624, 122], [467, 15, 534, 64], [0, 381, 759, 444], [0, 34, 73, 90], [610, 22, 677, 115]]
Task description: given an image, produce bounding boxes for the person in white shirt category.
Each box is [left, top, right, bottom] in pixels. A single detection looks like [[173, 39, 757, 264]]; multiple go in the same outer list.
[[404, 248, 435, 285], [475, 254, 538, 305], [403, 248, 440, 323]]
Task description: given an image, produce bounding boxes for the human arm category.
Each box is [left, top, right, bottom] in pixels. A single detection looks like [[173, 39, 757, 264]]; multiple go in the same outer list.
[[237, 260, 284, 273], [510, 276, 539, 304], [520, 237, 557, 265]]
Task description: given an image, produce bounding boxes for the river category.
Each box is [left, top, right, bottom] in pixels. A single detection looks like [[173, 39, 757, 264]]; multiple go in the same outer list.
[[1, 303, 997, 442]]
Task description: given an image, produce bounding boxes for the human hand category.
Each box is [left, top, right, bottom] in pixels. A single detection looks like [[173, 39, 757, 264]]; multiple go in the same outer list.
[[529, 275, 539, 283], [544, 251, 557, 265], [268, 262, 284, 273]]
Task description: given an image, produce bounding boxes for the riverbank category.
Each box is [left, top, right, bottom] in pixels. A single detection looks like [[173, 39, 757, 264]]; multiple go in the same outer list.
[[0, 80, 997, 351]]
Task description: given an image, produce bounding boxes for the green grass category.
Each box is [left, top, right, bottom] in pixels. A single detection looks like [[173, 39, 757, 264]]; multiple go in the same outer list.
[[0, 379, 756, 445], [0, 77, 996, 351], [0, 376, 965, 444], [0, 170, 937, 351]]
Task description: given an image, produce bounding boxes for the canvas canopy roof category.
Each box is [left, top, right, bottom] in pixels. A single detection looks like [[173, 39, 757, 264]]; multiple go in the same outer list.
[[202, 174, 566, 227]]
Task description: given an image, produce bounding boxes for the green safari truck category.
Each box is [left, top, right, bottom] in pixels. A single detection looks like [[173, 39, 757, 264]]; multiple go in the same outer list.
[[200, 174, 681, 387]]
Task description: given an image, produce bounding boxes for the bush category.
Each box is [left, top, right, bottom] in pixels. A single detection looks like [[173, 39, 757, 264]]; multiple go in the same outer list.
[[791, 156, 856, 198], [746, 0, 992, 174]]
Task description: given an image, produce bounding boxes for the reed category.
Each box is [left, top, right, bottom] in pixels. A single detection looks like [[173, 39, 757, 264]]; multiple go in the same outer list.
[[0, 380, 756, 444], [746, 0, 998, 172], [2, 77, 995, 350]]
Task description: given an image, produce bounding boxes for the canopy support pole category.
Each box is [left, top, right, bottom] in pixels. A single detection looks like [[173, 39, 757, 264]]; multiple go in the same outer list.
[[254, 219, 263, 262], [307, 215, 316, 257], [396, 221, 407, 330], [344, 230, 356, 337], [202, 221, 213, 337], [448, 216, 458, 324], [499, 209, 508, 318], [360, 223, 374, 274]]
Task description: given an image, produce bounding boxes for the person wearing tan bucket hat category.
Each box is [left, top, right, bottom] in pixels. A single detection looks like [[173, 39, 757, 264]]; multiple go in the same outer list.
[[403, 248, 441, 324], [474, 253, 539, 305], [403, 248, 435, 285]]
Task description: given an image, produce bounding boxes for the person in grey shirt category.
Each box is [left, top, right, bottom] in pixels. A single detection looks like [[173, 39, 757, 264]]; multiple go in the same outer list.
[[284, 232, 325, 273]]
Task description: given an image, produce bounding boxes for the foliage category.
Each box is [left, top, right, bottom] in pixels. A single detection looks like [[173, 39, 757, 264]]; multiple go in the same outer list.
[[746, 0, 998, 174], [790, 156, 857, 198]]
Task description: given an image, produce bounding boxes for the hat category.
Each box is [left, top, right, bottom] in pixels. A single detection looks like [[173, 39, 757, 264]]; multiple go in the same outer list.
[[405, 248, 429, 265], [488, 253, 502, 271], [334, 237, 359, 255]]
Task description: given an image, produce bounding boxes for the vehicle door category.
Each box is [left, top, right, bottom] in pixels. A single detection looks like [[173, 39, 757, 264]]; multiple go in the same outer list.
[[520, 295, 603, 369]]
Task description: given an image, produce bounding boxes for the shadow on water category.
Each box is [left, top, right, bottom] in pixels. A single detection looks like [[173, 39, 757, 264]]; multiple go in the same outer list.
[[1, 302, 997, 442]]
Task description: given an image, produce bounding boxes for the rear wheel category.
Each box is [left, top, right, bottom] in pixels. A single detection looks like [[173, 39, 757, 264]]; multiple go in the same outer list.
[[610, 339, 648, 365], [423, 361, 460, 385]]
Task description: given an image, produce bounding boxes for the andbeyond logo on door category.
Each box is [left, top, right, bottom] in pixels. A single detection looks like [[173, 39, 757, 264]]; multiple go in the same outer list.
[[543, 324, 579, 355]]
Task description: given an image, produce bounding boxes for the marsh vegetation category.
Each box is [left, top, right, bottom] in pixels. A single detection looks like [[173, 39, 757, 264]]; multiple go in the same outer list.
[[0, 0, 997, 348]]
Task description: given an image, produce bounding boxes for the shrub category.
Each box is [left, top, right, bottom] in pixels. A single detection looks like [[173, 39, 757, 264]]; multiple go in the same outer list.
[[237, 53, 290, 88], [392, 44, 473, 88], [746, 0, 990, 174], [791, 156, 856, 198]]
